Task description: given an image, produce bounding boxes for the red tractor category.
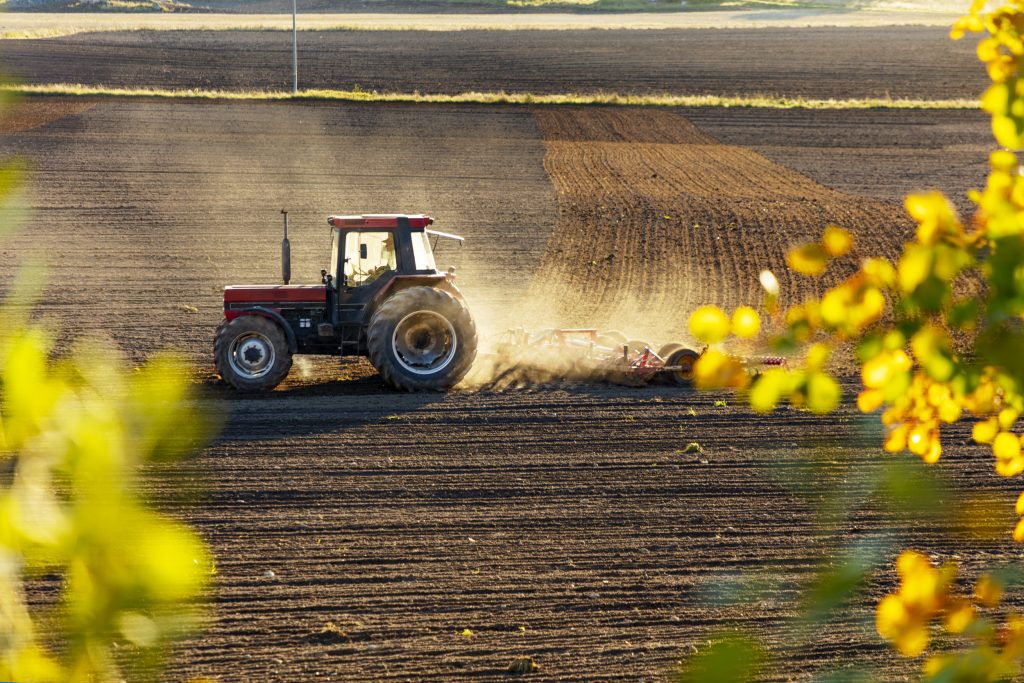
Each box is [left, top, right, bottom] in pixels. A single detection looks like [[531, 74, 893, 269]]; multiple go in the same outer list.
[[214, 213, 477, 392]]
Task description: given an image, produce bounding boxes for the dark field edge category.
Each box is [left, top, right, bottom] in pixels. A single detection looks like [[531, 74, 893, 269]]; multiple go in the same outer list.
[[0, 25, 985, 101]]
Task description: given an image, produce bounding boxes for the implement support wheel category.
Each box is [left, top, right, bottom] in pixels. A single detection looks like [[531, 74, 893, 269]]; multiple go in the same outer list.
[[666, 348, 700, 386]]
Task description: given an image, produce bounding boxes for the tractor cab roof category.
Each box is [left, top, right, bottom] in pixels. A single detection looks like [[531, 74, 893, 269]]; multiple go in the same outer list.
[[327, 214, 433, 230]]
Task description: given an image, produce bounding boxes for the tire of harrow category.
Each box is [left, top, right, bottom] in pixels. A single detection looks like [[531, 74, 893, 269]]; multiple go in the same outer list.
[[657, 342, 684, 360], [666, 348, 700, 386]]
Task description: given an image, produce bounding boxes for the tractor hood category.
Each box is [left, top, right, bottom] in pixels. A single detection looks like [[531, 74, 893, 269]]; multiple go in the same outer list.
[[224, 285, 326, 305]]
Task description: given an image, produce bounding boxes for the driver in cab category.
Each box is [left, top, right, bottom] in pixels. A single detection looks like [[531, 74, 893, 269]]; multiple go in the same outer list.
[[361, 233, 396, 285]]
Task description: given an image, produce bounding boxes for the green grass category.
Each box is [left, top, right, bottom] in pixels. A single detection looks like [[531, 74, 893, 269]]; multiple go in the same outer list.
[[1, 82, 980, 110]]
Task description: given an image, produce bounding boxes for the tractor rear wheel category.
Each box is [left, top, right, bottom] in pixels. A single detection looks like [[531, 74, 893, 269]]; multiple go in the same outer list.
[[214, 315, 293, 391], [666, 348, 700, 386], [367, 286, 477, 391]]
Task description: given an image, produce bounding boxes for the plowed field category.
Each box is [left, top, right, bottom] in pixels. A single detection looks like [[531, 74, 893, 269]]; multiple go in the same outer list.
[[0, 26, 985, 99], [3, 98, 1009, 681], [522, 108, 913, 340]]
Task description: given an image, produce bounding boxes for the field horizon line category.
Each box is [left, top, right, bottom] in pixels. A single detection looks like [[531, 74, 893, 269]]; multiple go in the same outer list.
[[0, 83, 980, 110]]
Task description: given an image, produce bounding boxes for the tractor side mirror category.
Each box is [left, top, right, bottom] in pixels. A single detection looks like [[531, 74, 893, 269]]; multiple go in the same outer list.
[[360, 243, 368, 260]]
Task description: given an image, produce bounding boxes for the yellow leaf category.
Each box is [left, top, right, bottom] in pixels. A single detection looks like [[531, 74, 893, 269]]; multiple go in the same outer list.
[[974, 574, 1003, 608], [907, 425, 932, 458], [897, 246, 932, 294], [692, 349, 749, 391], [895, 625, 929, 658], [978, 37, 1000, 63], [688, 305, 730, 344], [730, 306, 760, 339], [806, 372, 840, 415], [749, 370, 787, 413], [996, 456, 1024, 478], [938, 400, 961, 424], [855, 287, 886, 329], [134, 513, 210, 603], [982, 82, 1010, 115], [857, 388, 884, 413], [862, 258, 896, 288], [1016, 491, 1024, 516], [820, 287, 850, 329], [863, 350, 909, 390], [943, 599, 975, 634], [876, 594, 908, 640], [993, 114, 1022, 149], [806, 343, 831, 371], [924, 655, 951, 678], [991, 148, 1019, 172], [993, 431, 1021, 461], [786, 243, 828, 277], [973, 418, 998, 444], [1014, 517, 1024, 542], [884, 424, 909, 452], [821, 225, 853, 257]]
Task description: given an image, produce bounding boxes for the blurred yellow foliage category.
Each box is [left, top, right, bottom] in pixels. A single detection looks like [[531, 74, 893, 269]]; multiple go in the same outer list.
[[730, 306, 761, 339], [876, 550, 956, 657], [0, 328, 215, 682], [688, 305, 730, 344], [686, 1, 1024, 675], [821, 225, 853, 257]]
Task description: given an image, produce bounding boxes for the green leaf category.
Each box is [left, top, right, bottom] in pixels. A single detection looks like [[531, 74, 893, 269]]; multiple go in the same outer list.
[[677, 634, 764, 683]]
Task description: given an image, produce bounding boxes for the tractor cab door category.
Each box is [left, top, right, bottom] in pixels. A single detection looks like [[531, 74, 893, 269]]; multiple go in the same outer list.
[[335, 230, 398, 324]]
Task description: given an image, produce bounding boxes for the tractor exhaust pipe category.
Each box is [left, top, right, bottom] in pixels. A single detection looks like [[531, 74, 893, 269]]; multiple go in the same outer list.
[[281, 209, 291, 285]]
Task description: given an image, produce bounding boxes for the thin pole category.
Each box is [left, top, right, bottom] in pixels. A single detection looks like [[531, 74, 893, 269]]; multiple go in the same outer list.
[[292, 0, 298, 94]]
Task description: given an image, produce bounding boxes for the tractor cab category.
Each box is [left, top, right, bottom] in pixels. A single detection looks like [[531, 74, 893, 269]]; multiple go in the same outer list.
[[326, 214, 440, 289], [323, 214, 464, 326]]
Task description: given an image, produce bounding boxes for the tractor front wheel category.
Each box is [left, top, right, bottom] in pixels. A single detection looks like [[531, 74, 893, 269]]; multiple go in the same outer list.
[[214, 315, 293, 391], [367, 286, 477, 391]]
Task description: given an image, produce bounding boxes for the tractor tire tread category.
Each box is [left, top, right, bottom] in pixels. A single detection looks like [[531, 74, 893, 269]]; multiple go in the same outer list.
[[214, 315, 292, 392], [366, 286, 477, 392]]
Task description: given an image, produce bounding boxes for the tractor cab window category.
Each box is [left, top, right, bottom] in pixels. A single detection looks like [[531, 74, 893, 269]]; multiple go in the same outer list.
[[411, 231, 437, 272], [344, 231, 396, 287]]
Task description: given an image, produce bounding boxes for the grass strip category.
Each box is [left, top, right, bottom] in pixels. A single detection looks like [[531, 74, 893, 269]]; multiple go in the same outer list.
[[0, 83, 980, 110]]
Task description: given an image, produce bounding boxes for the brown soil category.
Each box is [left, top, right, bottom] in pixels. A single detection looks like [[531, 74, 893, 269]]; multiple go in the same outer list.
[[524, 107, 912, 341], [0, 26, 985, 99], [0, 96, 95, 132], [2, 97, 1008, 681], [682, 106, 994, 217]]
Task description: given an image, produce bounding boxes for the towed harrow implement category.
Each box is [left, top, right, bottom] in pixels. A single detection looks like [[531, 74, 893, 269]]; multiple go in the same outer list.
[[493, 327, 786, 386]]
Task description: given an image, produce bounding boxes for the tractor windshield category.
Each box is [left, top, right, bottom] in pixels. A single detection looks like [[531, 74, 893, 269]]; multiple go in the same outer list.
[[412, 231, 437, 272]]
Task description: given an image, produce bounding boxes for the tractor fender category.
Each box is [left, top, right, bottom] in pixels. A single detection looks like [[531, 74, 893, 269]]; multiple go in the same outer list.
[[372, 274, 465, 307], [225, 307, 298, 354]]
